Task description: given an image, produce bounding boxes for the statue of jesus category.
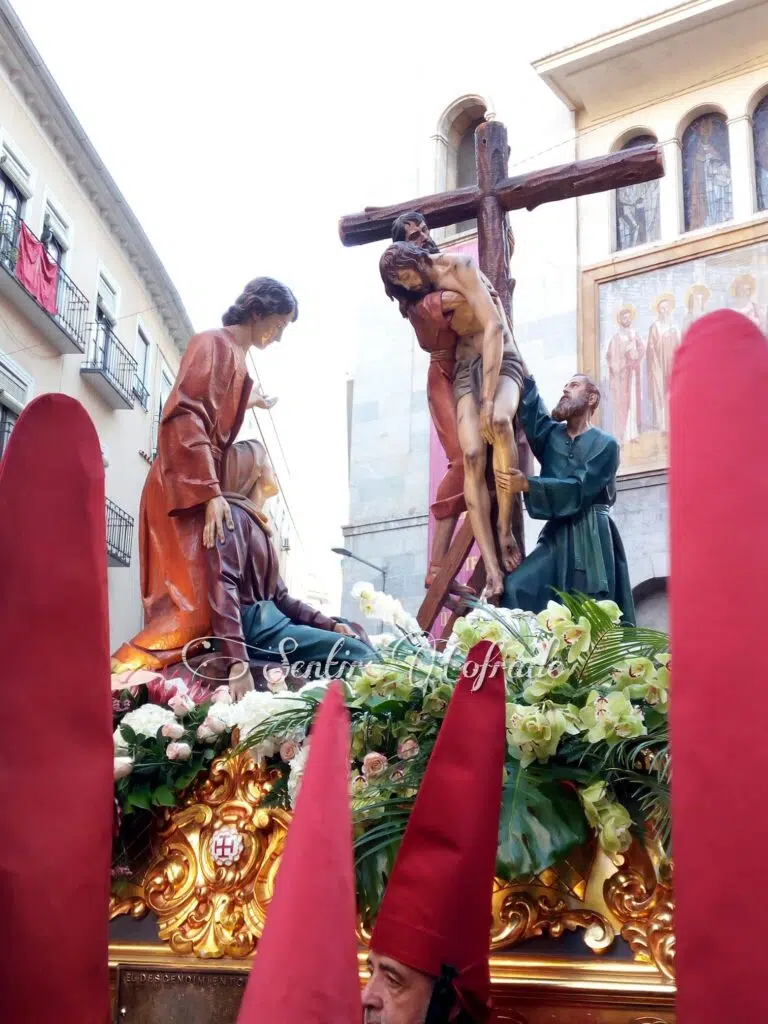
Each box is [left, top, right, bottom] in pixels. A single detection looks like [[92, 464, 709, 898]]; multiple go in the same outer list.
[[379, 241, 524, 602]]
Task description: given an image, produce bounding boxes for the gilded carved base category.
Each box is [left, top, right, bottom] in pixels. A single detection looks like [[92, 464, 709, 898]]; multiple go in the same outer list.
[[110, 753, 675, 978], [604, 856, 675, 981], [137, 750, 291, 958]]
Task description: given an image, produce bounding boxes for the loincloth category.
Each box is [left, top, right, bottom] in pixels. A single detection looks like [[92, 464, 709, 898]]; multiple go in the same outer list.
[[453, 350, 525, 403]]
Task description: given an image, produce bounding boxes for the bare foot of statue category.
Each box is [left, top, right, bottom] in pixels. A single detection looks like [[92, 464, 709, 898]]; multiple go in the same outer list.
[[499, 528, 522, 573], [482, 567, 505, 604]]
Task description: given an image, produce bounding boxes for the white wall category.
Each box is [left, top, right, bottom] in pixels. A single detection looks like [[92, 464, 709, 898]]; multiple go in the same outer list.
[[0, 62, 184, 650]]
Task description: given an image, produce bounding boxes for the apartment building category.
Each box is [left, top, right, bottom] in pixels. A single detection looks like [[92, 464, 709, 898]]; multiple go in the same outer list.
[[0, 2, 191, 650]]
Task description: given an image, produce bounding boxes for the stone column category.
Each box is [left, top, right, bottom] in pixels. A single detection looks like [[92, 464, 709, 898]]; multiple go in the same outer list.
[[659, 137, 683, 239], [727, 114, 755, 222], [431, 132, 449, 243]]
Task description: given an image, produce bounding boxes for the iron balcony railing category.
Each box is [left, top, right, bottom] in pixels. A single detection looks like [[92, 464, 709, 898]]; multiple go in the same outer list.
[[0, 416, 15, 458], [106, 497, 134, 567], [83, 321, 138, 405], [0, 203, 90, 352], [0, 427, 133, 567], [132, 374, 150, 410]]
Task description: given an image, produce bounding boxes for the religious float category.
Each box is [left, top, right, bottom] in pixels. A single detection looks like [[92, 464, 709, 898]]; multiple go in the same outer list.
[[105, 119, 678, 1021], [109, 590, 675, 1023]]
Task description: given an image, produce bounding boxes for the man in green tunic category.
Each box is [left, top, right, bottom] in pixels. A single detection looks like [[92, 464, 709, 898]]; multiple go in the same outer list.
[[497, 373, 635, 623]]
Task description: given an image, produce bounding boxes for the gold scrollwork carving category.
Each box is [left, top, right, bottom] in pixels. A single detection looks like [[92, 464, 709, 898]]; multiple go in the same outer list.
[[141, 749, 291, 959], [109, 892, 149, 921], [604, 855, 675, 981], [490, 882, 615, 953]]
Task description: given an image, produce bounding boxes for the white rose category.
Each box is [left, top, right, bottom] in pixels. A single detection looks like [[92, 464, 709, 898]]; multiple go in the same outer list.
[[166, 741, 192, 761], [161, 721, 185, 741], [169, 693, 195, 718], [196, 723, 218, 743], [113, 756, 134, 780]]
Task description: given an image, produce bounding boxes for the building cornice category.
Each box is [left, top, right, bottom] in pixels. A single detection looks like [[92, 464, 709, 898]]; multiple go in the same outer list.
[[532, 0, 768, 117], [533, 0, 749, 73], [0, 1, 194, 352]]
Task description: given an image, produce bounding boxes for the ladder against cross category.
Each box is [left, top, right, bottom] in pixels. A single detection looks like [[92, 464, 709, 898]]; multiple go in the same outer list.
[[339, 120, 664, 637]]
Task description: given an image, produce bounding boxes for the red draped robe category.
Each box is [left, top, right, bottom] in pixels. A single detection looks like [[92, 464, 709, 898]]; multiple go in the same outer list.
[[112, 327, 252, 670]]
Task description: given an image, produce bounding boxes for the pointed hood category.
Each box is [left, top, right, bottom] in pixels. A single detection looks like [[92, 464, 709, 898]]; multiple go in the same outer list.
[[370, 640, 506, 1020], [0, 395, 112, 1023], [238, 681, 361, 1023]]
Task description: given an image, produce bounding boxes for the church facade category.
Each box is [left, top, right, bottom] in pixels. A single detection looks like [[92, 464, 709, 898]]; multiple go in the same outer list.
[[341, 0, 768, 631]]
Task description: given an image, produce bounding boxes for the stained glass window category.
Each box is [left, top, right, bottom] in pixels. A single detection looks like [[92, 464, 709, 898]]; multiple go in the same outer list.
[[615, 135, 660, 250], [682, 113, 733, 231], [753, 96, 768, 212]]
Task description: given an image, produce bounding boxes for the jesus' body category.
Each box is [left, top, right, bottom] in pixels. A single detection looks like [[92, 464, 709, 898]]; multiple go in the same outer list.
[[380, 241, 524, 601]]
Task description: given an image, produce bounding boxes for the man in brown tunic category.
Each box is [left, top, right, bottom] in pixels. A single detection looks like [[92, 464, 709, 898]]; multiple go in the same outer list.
[[112, 278, 298, 672]]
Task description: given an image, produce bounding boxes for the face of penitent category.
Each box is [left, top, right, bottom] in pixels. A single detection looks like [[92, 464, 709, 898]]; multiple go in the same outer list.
[[362, 952, 436, 1024]]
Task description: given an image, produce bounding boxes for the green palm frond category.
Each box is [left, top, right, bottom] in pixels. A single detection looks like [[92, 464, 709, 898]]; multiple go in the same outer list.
[[575, 626, 669, 690], [557, 591, 616, 634], [611, 767, 672, 855], [353, 812, 410, 920]]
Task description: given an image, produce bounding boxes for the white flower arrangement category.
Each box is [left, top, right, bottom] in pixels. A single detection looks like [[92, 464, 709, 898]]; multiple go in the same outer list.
[[287, 741, 311, 807], [115, 703, 177, 749]]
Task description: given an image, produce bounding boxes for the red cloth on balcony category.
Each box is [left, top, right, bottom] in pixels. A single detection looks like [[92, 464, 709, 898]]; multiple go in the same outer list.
[[15, 221, 58, 315]]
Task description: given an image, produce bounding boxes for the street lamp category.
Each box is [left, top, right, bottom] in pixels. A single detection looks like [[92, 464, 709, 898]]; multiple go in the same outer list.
[[331, 547, 387, 590]]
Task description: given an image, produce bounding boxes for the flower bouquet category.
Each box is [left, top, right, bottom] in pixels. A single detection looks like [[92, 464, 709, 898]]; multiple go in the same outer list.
[[111, 587, 671, 922]]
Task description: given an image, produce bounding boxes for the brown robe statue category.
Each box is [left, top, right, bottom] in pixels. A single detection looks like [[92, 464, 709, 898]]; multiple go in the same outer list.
[[112, 327, 253, 671]]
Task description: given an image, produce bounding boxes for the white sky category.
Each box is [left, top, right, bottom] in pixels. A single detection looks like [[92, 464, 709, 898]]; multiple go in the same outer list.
[[9, 0, 675, 605]]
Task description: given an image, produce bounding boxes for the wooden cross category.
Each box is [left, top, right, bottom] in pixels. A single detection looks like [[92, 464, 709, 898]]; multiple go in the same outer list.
[[339, 121, 664, 634]]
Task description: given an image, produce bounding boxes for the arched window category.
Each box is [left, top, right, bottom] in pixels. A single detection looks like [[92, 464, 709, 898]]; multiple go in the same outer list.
[[753, 95, 768, 211], [455, 115, 484, 233], [615, 134, 660, 250], [682, 113, 733, 231], [437, 98, 486, 236]]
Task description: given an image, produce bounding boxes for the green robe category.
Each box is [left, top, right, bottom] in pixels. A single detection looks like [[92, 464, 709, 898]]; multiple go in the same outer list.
[[502, 378, 635, 624]]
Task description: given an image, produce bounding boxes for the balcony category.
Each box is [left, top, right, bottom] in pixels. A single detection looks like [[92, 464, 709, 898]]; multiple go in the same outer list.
[[132, 374, 150, 410], [80, 322, 137, 410], [0, 416, 14, 458], [0, 205, 89, 355], [106, 497, 134, 567], [1, 416, 134, 565]]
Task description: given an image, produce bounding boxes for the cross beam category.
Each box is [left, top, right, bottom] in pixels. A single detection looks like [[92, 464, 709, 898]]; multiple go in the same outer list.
[[339, 120, 664, 632], [339, 138, 663, 245]]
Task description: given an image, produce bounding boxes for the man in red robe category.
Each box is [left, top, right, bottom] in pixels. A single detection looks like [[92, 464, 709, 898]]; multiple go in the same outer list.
[[112, 277, 298, 672], [391, 212, 465, 589]]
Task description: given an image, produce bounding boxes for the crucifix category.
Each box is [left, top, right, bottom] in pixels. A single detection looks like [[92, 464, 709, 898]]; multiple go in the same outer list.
[[339, 120, 664, 634]]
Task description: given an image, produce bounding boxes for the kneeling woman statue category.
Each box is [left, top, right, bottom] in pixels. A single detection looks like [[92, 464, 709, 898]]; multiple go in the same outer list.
[[208, 439, 376, 698]]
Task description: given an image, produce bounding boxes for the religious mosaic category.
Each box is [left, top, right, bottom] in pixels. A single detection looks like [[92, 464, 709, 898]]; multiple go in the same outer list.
[[753, 95, 768, 212], [598, 237, 768, 474], [616, 136, 661, 250], [682, 113, 733, 232]]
